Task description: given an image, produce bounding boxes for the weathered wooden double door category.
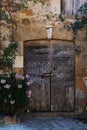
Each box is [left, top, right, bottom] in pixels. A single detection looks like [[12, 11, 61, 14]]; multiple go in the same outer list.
[[24, 40, 75, 112]]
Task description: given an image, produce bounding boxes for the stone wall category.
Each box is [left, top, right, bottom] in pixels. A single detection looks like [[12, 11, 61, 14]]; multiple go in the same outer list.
[[14, 16, 87, 113], [0, 0, 87, 113]]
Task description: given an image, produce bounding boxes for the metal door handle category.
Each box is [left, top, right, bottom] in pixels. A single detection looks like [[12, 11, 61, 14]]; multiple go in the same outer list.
[[41, 73, 53, 78]]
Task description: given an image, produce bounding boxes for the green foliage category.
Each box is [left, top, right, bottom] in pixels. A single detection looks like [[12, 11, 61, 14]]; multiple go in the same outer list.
[[0, 7, 9, 20], [19, 0, 39, 10], [71, 3, 87, 41], [20, 1, 26, 10], [0, 41, 18, 69], [33, 0, 38, 4], [74, 46, 82, 55], [77, 2, 87, 15], [0, 73, 33, 114], [59, 14, 65, 22], [71, 16, 87, 40]]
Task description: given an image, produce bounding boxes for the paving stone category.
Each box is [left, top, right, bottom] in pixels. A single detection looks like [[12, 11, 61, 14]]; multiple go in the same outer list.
[[0, 117, 87, 130]]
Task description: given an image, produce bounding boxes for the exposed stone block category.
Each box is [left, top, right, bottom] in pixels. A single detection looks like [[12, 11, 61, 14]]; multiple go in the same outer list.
[[13, 68, 23, 74], [53, 25, 73, 41], [17, 42, 23, 56], [13, 56, 23, 68], [75, 30, 87, 42], [75, 41, 87, 77], [15, 24, 47, 41], [75, 77, 87, 112]]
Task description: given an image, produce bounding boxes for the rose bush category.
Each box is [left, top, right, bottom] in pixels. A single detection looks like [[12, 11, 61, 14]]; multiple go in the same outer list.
[[0, 72, 33, 114]]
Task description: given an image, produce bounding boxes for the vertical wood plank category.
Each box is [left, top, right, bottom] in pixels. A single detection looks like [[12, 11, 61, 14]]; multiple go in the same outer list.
[[51, 40, 75, 111], [24, 41, 51, 111]]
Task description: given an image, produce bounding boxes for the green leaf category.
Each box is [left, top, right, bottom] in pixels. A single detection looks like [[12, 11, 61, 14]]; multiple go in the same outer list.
[[0, 41, 18, 69]]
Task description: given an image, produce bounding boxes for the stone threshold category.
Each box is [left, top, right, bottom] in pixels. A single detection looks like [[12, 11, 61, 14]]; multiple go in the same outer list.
[[26, 112, 82, 117], [19, 112, 83, 122]]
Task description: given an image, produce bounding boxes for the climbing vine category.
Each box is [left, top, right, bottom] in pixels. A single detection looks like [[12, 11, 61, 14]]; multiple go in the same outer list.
[[71, 2, 87, 55], [72, 2, 87, 41], [59, 2, 87, 54], [71, 16, 87, 41], [0, 41, 18, 70]]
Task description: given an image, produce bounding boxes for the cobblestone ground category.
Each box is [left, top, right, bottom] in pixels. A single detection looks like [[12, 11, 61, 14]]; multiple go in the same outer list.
[[0, 117, 87, 130]]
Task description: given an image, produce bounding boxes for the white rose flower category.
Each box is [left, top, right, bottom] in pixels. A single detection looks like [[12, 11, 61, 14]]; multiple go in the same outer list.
[[1, 79, 6, 84], [10, 100, 15, 104], [18, 84, 22, 89], [4, 84, 11, 89]]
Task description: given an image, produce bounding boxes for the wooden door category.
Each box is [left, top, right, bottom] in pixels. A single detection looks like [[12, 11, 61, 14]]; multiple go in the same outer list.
[[50, 40, 75, 111], [24, 40, 75, 112], [24, 41, 51, 111]]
